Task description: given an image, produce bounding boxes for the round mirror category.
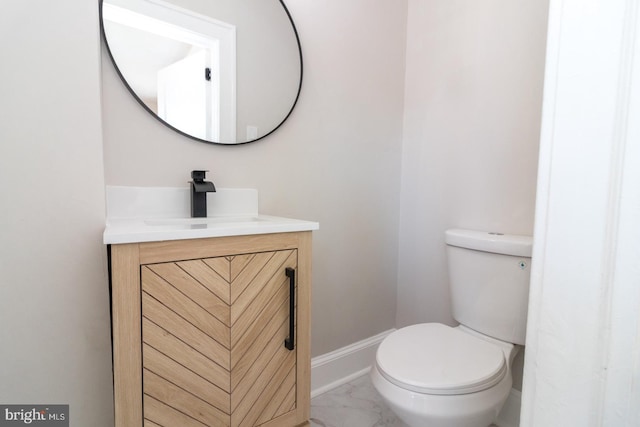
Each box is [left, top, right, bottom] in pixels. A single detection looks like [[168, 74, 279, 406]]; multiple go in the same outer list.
[[100, 0, 302, 145]]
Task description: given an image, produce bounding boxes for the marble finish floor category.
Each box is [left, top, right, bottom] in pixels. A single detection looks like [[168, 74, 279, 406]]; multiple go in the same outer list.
[[310, 374, 408, 427], [310, 374, 500, 427]]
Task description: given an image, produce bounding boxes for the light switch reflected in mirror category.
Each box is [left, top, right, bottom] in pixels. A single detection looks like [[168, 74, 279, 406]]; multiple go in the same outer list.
[[100, 0, 302, 145]]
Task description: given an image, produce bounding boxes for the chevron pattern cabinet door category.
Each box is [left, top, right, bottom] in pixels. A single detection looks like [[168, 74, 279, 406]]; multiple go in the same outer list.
[[140, 249, 298, 427]]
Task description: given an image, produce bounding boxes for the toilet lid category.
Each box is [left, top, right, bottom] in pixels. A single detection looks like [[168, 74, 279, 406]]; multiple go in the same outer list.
[[376, 323, 507, 395]]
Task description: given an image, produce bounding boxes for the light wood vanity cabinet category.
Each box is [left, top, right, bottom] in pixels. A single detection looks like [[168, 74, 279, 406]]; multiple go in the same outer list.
[[109, 232, 312, 427]]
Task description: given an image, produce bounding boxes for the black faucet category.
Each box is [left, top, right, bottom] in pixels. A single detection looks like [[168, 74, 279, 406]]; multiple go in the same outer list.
[[190, 170, 216, 218]]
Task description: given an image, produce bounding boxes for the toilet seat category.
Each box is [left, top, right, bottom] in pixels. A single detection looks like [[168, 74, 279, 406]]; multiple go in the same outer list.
[[376, 323, 507, 395]]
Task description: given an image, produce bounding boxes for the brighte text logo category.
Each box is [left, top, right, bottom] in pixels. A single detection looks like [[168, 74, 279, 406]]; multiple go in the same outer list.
[[0, 405, 68, 426], [4, 408, 47, 424]]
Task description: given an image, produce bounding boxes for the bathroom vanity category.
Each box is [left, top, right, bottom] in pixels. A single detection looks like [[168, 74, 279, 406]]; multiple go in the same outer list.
[[105, 187, 318, 427]]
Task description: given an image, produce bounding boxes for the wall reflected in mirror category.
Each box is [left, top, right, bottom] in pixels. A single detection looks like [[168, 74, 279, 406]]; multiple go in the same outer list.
[[101, 0, 302, 144]]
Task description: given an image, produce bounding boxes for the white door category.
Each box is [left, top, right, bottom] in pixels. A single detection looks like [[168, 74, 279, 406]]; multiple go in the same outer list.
[[157, 49, 218, 140], [522, 0, 640, 426]]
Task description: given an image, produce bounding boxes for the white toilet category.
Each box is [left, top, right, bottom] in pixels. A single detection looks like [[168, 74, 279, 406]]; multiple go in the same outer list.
[[371, 229, 532, 427]]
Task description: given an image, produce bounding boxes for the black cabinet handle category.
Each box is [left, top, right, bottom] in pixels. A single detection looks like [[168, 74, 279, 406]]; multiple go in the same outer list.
[[284, 267, 295, 351]]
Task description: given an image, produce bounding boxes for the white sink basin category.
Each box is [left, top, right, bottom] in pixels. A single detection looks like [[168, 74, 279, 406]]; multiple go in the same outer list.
[[103, 186, 318, 244]]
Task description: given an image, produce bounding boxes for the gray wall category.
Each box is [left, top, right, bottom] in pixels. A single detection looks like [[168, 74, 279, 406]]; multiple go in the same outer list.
[[0, 1, 114, 425], [102, 0, 408, 356], [398, 0, 548, 327]]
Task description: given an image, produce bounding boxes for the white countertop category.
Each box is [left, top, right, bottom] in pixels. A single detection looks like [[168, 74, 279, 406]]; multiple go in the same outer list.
[[104, 214, 319, 244], [103, 186, 319, 244]]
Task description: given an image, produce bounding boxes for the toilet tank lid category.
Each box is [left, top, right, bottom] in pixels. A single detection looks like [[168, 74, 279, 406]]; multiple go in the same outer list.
[[446, 229, 533, 257]]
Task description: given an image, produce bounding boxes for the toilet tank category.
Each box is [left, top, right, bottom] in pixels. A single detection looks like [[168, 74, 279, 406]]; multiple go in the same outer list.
[[445, 229, 533, 345]]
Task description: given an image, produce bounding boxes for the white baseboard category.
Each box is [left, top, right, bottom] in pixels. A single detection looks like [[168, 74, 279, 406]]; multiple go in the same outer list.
[[495, 389, 521, 427], [310, 329, 395, 398]]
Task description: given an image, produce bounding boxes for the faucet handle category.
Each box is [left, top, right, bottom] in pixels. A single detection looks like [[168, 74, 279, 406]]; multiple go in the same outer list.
[[191, 170, 209, 182]]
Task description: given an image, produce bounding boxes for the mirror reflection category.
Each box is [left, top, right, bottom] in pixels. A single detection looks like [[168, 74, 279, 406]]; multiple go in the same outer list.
[[101, 0, 302, 144]]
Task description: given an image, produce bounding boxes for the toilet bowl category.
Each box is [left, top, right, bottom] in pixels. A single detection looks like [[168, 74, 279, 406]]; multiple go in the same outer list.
[[371, 229, 532, 427], [371, 323, 518, 427]]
